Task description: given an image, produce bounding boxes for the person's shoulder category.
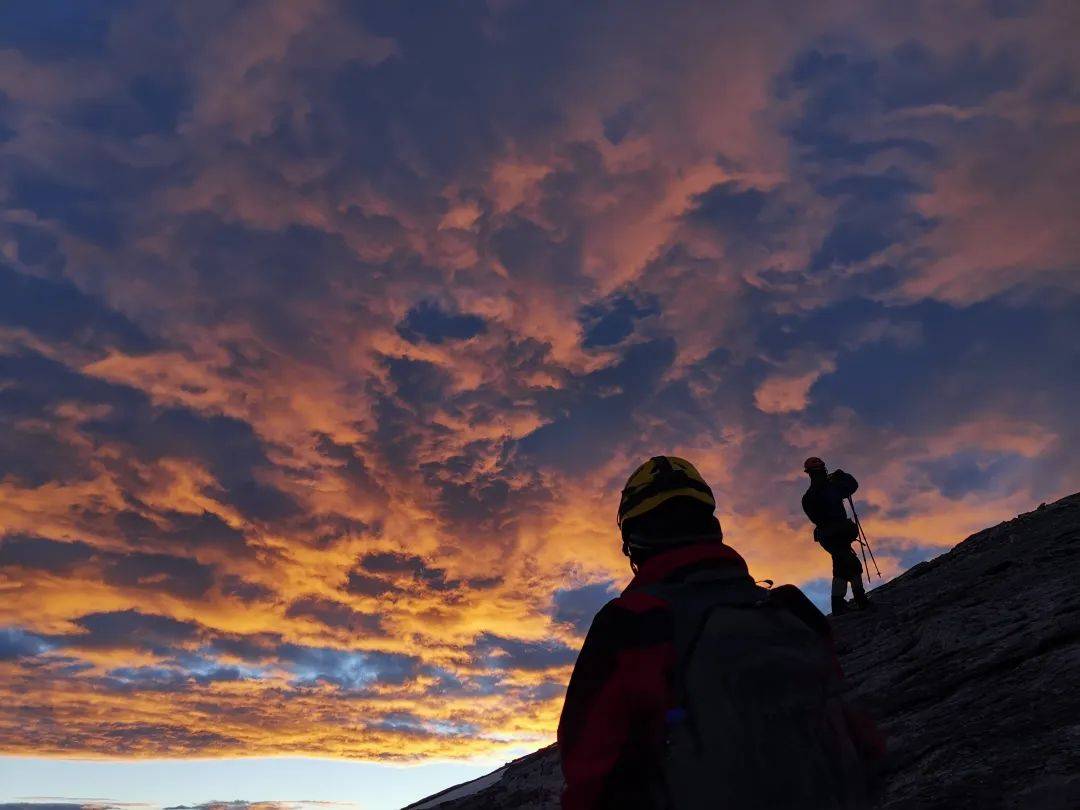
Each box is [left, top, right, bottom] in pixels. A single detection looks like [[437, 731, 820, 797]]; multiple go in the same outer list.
[[607, 586, 671, 616], [584, 588, 673, 647]]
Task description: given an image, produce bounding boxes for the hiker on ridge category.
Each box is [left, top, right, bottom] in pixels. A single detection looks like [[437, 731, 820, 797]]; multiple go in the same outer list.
[[558, 455, 883, 809], [801, 457, 869, 615]]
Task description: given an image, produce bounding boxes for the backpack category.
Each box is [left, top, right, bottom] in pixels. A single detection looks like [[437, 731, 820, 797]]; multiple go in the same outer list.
[[645, 573, 869, 809], [827, 470, 859, 498], [814, 518, 860, 551]]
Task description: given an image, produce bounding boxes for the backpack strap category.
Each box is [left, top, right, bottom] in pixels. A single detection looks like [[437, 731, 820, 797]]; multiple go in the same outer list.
[[766, 583, 833, 640], [642, 573, 771, 752]]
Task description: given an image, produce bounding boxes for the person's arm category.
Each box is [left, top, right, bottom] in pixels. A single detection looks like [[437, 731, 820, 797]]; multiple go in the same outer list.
[[803, 490, 831, 528], [558, 602, 633, 810]]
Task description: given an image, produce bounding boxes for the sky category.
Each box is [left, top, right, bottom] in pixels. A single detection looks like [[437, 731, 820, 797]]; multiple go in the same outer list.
[[0, 0, 1078, 807]]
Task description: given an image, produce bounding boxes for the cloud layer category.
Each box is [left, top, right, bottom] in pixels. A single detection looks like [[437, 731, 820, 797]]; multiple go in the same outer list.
[[1, 0, 1077, 761]]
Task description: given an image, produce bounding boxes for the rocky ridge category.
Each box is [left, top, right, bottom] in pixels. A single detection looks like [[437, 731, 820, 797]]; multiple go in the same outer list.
[[406, 492, 1080, 809]]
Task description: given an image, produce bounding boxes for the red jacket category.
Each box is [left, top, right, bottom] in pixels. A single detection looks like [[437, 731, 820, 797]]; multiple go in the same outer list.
[[557, 539, 884, 809]]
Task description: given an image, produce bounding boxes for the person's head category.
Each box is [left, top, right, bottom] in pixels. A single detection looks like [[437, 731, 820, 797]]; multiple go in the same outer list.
[[617, 456, 722, 569], [804, 456, 827, 481]]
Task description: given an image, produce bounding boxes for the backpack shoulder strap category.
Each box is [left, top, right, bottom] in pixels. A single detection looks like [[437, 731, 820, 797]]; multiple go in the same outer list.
[[641, 573, 772, 742], [640, 572, 767, 662]]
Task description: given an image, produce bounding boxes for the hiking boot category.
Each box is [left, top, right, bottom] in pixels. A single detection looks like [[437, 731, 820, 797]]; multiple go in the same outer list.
[[831, 597, 849, 615], [850, 578, 869, 611]]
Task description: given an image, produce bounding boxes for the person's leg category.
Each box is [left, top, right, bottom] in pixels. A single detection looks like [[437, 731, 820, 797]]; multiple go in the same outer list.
[[830, 548, 849, 614], [844, 546, 869, 607], [850, 572, 868, 607], [830, 575, 848, 614]]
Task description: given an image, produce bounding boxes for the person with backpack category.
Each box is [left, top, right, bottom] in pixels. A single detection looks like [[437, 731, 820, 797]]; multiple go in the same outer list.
[[801, 457, 869, 615], [558, 456, 884, 809]]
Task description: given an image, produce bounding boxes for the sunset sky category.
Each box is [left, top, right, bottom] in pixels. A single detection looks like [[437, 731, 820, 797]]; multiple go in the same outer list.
[[1, 1, 1078, 808]]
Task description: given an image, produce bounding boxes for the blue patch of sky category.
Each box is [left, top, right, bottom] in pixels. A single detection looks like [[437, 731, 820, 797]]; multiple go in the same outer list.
[[0, 1, 119, 59], [580, 293, 659, 349], [889, 543, 949, 574], [330, 1, 580, 178], [0, 627, 52, 660], [809, 218, 900, 273], [921, 451, 1024, 500], [280, 646, 417, 690], [66, 610, 200, 655], [98, 665, 193, 692], [70, 75, 190, 139], [806, 172, 930, 275], [603, 102, 640, 145], [397, 301, 487, 345], [524, 681, 567, 703], [371, 712, 480, 738], [384, 356, 453, 406], [9, 173, 122, 248], [883, 40, 1027, 110], [797, 578, 833, 615], [782, 48, 944, 165], [552, 582, 619, 634], [807, 296, 1080, 429], [472, 634, 577, 672], [784, 39, 1027, 136], [519, 338, 676, 468], [687, 182, 773, 233]]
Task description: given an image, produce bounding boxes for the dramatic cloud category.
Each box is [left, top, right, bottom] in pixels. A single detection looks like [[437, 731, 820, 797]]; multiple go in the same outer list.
[[0, 0, 1076, 765]]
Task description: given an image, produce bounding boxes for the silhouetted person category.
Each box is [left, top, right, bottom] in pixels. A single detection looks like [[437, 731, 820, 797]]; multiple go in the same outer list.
[[558, 456, 883, 809], [801, 457, 868, 615]]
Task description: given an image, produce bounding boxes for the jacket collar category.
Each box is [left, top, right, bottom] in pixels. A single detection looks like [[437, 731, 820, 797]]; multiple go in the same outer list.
[[624, 538, 749, 592]]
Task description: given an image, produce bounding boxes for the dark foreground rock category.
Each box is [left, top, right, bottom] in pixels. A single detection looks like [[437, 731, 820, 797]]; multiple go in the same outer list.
[[407, 492, 1080, 809]]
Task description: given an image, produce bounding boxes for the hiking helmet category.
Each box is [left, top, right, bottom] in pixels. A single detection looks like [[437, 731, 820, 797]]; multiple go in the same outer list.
[[804, 456, 827, 473], [617, 456, 715, 528]]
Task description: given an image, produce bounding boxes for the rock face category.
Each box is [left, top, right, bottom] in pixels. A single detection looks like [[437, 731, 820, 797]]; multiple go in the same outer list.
[[403, 748, 560, 810], [408, 493, 1080, 809]]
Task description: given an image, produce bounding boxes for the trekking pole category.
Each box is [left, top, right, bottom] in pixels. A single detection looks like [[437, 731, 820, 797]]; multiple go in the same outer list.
[[859, 520, 882, 580], [855, 528, 871, 585], [848, 497, 882, 579]]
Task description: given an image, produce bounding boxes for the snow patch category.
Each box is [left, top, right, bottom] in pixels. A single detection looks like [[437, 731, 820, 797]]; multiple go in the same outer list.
[[407, 766, 508, 809]]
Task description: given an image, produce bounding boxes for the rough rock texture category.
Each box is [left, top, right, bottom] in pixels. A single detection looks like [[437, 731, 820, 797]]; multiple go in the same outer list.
[[833, 493, 1080, 809], [408, 493, 1080, 809]]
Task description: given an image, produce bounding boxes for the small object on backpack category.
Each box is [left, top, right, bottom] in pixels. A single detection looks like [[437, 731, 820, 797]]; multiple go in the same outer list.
[[665, 707, 688, 725]]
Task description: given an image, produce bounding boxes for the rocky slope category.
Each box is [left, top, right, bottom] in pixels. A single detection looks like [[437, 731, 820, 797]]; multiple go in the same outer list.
[[407, 493, 1080, 809]]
